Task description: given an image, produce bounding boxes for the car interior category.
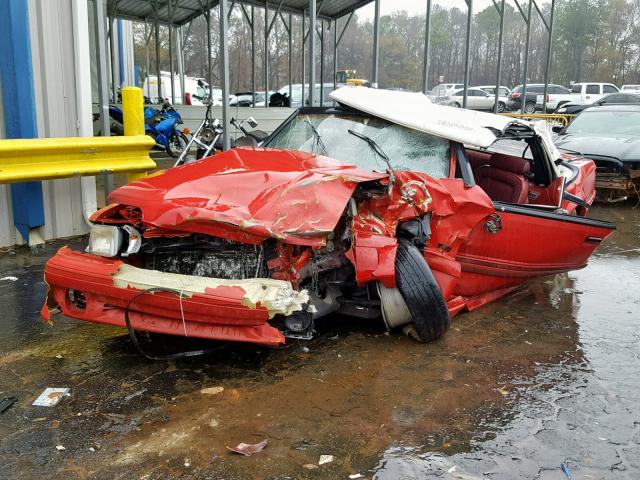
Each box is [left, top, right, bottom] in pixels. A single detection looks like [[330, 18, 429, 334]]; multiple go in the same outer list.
[[460, 138, 563, 208]]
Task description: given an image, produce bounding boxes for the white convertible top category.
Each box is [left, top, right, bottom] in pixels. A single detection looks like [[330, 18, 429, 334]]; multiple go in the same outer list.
[[330, 86, 532, 149]]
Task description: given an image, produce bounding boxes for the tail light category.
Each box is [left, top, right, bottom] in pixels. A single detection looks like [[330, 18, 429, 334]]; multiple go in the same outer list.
[[185, 92, 192, 105], [511, 92, 521, 99]]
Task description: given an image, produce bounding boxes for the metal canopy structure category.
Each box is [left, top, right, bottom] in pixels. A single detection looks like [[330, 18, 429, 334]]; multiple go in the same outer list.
[[107, 0, 375, 25], [98, 0, 557, 154]]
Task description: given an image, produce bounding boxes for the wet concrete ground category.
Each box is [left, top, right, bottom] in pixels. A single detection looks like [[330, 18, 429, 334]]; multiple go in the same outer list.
[[0, 205, 638, 480]]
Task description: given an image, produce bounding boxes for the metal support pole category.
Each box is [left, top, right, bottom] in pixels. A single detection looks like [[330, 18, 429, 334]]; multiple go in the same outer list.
[[422, 0, 432, 94], [302, 10, 306, 105], [372, 0, 380, 88], [288, 14, 292, 102], [144, 20, 150, 91], [542, 0, 556, 112], [308, 0, 316, 106], [333, 18, 337, 94], [521, 0, 533, 114], [250, 7, 255, 105], [206, 9, 212, 93], [319, 20, 324, 104], [264, 1, 269, 107], [178, 25, 186, 103], [154, 5, 161, 103], [108, 16, 117, 101], [493, 0, 505, 113], [94, 0, 114, 195], [169, 25, 175, 105], [219, 0, 231, 149], [462, 0, 472, 108]]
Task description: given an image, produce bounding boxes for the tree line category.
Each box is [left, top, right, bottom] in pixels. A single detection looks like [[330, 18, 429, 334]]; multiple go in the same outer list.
[[132, 0, 640, 94]]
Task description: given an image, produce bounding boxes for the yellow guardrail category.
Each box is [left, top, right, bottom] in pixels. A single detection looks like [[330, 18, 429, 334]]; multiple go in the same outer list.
[[0, 135, 156, 184], [499, 112, 576, 127], [0, 87, 156, 185]]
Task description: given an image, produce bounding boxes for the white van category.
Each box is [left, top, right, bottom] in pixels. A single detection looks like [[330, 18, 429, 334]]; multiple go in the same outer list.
[[143, 72, 220, 106]]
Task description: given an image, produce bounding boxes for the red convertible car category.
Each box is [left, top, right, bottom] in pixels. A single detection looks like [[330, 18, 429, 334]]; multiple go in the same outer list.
[[42, 87, 614, 347]]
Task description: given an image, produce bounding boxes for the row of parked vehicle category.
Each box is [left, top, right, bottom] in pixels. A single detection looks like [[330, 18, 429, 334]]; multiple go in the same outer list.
[[430, 81, 640, 114]]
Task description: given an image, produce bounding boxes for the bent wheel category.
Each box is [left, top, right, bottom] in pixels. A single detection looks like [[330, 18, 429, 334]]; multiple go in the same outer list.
[[395, 239, 450, 342]]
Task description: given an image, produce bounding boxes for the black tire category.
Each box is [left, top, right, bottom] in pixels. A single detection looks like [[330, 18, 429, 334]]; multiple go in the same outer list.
[[453, 102, 461, 108], [524, 102, 536, 114], [395, 239, 450, 342], [166, 132, 189, 158], [497, 101, 506, 113]]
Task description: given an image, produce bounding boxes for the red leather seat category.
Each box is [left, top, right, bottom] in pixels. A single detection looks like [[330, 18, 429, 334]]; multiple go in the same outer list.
[[473, 153, 531, 204]]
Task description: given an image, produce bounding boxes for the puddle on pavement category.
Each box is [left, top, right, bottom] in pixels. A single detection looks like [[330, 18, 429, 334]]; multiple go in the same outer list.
[[0, 205, 638, 479]]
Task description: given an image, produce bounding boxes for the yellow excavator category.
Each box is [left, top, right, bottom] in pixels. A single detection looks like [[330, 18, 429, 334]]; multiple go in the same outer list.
[[336, 69, 370, 87]]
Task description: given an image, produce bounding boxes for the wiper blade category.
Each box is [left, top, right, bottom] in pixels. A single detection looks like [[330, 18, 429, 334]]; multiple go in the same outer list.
[[303, 118, 328, 155], [347, 129, 395, 183]]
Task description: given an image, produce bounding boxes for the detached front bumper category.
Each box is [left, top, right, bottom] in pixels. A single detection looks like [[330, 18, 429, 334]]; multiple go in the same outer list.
[[43, 247, 310, 346]]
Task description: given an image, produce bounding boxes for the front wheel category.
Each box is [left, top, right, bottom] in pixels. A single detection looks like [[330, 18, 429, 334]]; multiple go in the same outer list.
[[394, 239, 450, 342], [166, 132, 189, 158], [524, 102, 536, 114], [497, 101, 506, 113]]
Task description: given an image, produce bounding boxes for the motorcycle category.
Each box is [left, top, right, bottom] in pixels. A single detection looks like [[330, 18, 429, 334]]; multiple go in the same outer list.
[[174, 99, 269, 167], [109, 100, 189, 158]]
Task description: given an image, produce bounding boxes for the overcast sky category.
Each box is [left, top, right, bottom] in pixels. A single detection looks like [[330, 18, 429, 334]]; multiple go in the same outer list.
[[357, 0, 522, 19]]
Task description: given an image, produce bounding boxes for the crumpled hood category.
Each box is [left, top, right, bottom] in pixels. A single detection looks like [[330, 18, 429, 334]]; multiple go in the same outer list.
[[555, 134, 640, 162], [108, 148, 387, 246]]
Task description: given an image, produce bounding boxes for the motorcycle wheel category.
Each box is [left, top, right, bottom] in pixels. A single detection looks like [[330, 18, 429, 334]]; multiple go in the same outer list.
[[166, 132, 189, 158]]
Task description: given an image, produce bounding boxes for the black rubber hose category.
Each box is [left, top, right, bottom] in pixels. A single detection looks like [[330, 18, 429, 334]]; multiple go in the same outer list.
[[123, 287, 223, 361]]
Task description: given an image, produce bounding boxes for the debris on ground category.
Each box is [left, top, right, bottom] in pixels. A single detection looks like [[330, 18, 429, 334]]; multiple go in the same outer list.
[[55, 445, 66, 451], [123, 388, 147, 402], [0, 276, 18, 282], [0, 397, 17, 413], [200, 386, 224, 395], [303, 464, 318, 470], [349, 474, 363, 479], [32, 388, 70, 407], [302, 346, 310, 353], [227, 439, 268, 456], [561, 461, 572, 479], [318, 454, 335, 465]]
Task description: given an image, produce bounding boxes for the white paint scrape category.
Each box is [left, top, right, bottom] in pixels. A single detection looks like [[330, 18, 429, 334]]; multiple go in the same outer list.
[[113, 264, 309, 318]]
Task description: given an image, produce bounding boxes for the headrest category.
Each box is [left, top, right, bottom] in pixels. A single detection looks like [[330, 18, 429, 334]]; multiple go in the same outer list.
[[486, 153, 530, 174]]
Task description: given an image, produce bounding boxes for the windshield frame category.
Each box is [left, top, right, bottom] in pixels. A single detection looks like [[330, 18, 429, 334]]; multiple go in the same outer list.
[[263, 106, 457, 179]]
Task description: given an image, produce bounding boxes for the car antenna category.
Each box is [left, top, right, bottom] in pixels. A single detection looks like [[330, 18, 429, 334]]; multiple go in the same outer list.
[[347, 129, 395, 186]]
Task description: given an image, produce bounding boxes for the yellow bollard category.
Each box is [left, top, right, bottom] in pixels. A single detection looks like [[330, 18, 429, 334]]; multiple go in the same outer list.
[[122, 86, 147, 181]]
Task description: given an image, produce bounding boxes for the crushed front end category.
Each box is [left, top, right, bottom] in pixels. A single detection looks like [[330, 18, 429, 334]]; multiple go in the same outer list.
[[42, 149, 394, 346]]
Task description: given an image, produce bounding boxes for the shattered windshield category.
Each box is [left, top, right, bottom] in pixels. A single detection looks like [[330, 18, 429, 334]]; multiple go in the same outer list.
[[267, 113, 451, 178]]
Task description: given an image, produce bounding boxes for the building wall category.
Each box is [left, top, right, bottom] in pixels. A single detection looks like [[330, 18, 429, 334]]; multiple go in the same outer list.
[[0, 0, 94, 248]]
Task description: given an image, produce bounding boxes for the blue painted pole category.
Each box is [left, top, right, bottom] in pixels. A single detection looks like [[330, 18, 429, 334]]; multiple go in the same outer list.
[[0, 0, 44, 243]]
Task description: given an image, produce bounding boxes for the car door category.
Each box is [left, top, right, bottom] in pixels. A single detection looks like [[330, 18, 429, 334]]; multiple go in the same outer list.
[[477, 89, 494, 109], [453, 142, 615, 298], [585, 84, 600, 102]]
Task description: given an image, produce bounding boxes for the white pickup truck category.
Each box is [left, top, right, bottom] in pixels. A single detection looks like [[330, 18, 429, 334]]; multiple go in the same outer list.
[[537, 82, 619, 111]]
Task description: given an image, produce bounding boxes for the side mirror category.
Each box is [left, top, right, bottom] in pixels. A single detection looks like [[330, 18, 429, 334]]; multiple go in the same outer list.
[[246, 116, 258, 128]]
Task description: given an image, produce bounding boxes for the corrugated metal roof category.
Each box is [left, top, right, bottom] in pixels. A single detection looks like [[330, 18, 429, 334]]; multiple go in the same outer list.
[[109, 0, 374, 25]]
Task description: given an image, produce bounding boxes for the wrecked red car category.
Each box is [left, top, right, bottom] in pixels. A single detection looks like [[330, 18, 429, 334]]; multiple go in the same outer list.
[[43, 87, 615, 347]]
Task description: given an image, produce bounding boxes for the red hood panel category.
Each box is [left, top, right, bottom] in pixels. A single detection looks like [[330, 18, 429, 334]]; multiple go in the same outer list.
[[108, 148, 387, 245]]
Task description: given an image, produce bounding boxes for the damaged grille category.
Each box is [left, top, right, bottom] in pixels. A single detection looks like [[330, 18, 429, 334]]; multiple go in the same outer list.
[[144, 239, 269, 280]]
